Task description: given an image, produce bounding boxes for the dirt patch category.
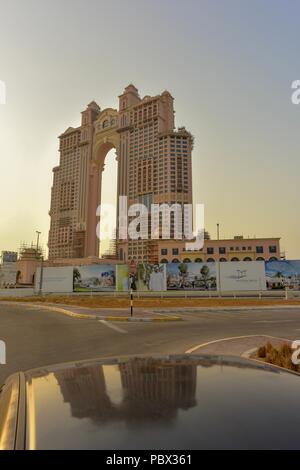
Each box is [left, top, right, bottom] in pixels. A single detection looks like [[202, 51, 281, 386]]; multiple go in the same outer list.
[[1, 296, 300, 309]]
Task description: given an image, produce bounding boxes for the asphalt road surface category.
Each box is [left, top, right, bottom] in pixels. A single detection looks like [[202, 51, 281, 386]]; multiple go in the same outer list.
[[1, 303, 300, 385]]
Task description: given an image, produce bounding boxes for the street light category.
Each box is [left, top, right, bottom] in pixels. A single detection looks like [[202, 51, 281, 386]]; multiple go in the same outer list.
[[35, 231, 43, 295], [36, 231, 41, 255]]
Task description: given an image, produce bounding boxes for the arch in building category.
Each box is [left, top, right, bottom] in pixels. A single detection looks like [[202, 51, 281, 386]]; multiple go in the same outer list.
[[231, 257, 239, 262], [160, 258, 168, 263], [268, 257, 278, 261], [243, 257, 252, 261], [219, 258, 227, 262], [194, 258, 203, 263], [256, 257, 265, 261], [172, 258, 180, 263], [183, 258, 191, 263], [86, 108, 120, 259], [206, 258, 215, 263]]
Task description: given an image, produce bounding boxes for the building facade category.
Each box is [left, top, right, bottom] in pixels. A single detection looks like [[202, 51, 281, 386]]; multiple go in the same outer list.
[[156, 236, 282, 264], [48, 85, 193, 262]]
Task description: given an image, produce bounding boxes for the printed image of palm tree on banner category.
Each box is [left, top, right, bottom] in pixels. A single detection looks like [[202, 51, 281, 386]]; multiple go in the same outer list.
[[136, 264, 167, 291], [73, 265, 116, 292], [166, 262, 217, 290]]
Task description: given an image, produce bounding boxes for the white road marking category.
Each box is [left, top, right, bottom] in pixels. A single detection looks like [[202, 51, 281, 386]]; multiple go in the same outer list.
[[185, 334, 289, 354], [241, 347, 259, 358], [98, 320, 128, 334], [146, 310, 169, 317], [253, 320, 294, 323]]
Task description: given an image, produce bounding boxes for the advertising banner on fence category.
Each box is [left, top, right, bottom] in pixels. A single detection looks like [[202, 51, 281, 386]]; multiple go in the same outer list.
[[73, 265, 116, 292], [35, 266, 73, 293], [136, 264, 167, 291], [166, 262, 217, 290], [116, 264, 129, 291], [265, 260, 300, 290], [220, 261, 266, 291], [0, 262, 17, 287]]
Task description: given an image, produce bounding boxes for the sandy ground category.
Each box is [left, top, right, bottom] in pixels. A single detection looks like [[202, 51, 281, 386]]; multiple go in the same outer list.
[[1, 295, 300, 309]]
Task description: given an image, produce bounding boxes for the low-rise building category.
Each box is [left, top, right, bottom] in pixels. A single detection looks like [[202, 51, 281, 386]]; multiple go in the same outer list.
[[156, 236, 282, 264]]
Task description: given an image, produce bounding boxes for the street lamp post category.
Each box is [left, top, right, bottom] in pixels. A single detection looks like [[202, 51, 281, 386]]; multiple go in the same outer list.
[[35, 231, 43, 295], [38, 256, 44, 296], [36, 231, 41, 254]]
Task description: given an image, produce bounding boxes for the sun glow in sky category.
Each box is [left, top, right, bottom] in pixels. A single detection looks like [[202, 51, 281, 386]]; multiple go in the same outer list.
[[1, 0, 300, 257]]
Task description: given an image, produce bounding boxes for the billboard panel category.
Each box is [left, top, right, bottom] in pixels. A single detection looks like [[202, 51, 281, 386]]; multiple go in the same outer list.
[[116, 264, 129, 291], [265, 260, 300, 290], [73, 265, 116, 292], [220, 261, 266, 291], [166, 262, 217, 290], [136, 264, 166, 291], [2, 251, 18, 263], [0, 262, 17, 287], [35, 266, 73, 293]]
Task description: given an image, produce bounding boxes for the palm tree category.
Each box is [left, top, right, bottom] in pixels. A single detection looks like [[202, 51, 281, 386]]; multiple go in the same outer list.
[[200, 265, 210, 289], [178, 263, 188, 288], [73, 268, 81, 289], [274, 271, 283, 278]]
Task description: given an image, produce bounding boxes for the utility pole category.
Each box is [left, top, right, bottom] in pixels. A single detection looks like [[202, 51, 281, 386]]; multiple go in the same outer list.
[[130, 289, 133, 317], [217, 223, 221, 296], [38, 256, 44, 296]]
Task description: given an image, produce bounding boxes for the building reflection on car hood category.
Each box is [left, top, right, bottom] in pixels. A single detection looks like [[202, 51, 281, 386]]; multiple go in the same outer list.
[[25, 355, 300, 450]]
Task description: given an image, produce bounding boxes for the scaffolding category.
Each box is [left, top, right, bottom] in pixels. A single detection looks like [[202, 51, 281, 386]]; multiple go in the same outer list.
[[19, 242, 45, 260]]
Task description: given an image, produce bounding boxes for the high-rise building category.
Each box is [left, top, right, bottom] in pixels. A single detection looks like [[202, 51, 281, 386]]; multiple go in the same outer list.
[[48, 85, 194, 262]]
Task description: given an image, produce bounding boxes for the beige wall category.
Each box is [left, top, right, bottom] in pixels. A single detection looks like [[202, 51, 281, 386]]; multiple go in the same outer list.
[[17, 259, 41, 285], [156, 238, 281, 264]]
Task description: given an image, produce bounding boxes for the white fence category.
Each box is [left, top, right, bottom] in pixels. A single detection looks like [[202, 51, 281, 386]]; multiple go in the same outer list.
[[0, 288, 35, 297]]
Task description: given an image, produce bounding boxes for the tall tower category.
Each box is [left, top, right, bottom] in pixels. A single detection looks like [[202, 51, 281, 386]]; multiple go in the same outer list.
[[120, 88, 193, 263], [48, 101, 100, 259], [48, 86, 193, 262]]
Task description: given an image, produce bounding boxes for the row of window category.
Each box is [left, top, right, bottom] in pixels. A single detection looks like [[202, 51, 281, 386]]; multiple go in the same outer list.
[[161, 246, 277, 256], [206, 245, 277, 255], [161, 248, 179, 256]]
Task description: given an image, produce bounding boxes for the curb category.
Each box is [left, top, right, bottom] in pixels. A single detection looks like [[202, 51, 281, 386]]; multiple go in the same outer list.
[[21, 304, 98, 320], [1, 302, 182, 322], [100, 316, 182, 322], [159, 305, 300, 312]]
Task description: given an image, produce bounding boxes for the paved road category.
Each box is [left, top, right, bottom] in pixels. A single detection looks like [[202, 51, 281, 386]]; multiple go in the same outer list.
[[1, 303, 300, 385]]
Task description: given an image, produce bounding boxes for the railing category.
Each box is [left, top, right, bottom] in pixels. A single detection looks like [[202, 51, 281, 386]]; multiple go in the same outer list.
[[37, 289, 300, 299]]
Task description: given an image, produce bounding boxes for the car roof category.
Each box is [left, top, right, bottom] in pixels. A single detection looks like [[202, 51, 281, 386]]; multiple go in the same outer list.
[[23, 354, 300, 450]]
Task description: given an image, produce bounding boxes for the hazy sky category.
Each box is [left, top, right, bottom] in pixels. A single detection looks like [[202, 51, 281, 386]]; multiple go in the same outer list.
[[1, 0, 300, 258]]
